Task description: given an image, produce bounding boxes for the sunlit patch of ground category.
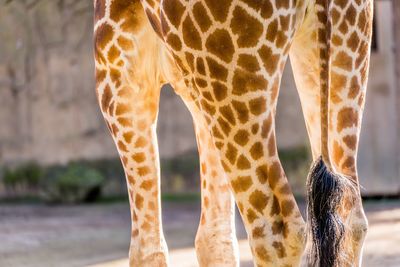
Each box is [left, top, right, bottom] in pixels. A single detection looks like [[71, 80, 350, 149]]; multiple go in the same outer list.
[[0, 200, 399, 267]]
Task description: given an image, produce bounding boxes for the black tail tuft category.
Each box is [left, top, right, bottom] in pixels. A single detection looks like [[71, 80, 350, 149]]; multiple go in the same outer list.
[[306, 157, 354, 267]]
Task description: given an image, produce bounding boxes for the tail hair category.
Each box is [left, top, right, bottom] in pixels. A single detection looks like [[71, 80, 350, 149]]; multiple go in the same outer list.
[[306, 157, 356, 267]]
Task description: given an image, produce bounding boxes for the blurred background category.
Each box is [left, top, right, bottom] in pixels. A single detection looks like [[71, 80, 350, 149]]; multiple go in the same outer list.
[[0, 0, 399, 266]]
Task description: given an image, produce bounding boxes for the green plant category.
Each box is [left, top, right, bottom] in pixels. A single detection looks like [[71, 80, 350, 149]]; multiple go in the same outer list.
[[41, 163, 105, 203], [3, 162, 42, 190]]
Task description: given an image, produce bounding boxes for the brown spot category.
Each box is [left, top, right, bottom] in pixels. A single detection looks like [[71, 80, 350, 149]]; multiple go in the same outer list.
[[250, 142, 264, 160], [217, 117, 232, 136], [270, 195, 280, 216], [279, 14, 290, 30], [132, 153, 146, 163], [249, 96, 267, 115], [247, 208, 258, 223], [117, 141, 128, 152], [225, 143, 238, 165], [342, 156, 356, 172], [337, 107, 358, 132], [272, 220, 288, 238], [107, 45, 120, 63], [333, 140, 344, 164], [212, 81, 228, 101], [206, 57, 228, 81], [232, 101, 249, 123], [94, 0, 106, 22], [162, 0, 185, 28], [256, 164, 268, 184], [201, 99, 216, 115], [166, 33, 182, 51], [242, 0, 273, 19], [135, 136, 148, 148], [202, 91, 213, 101], [345, 4, 357, 26], [348, 76, 360, 99], [220, 105, 236, 125], [118, 118, 132, 128], [95, 69, 106, 88], [267, 136, 276, 157], [261, 116, 272, 138], [140, 180, 154, 191], [268, 162, 282, 190], [347, 31, 360, 52], [204, 0, 232, 22], [123, 132, 134, 143], [127, 174, 135, 185], [135, 194, 144, 210], [252, 226, 265, 239], [234, 130, 249, 146], [137, 166, 150, 176], [281, 200, 294, 216], [279, 183, 292, 195], [231, 176, 252, 193], [110, 0, 144, 32], [204, 196, 209, 208], [95, 23, 114, 59], [276, 0, 290, 9], [249, 190, 269, 214], [266, 20, 278, 43], [258, 45, 280, 75], [193, 2, 212, 32], [109, 68, 121, 87], [332, 34, 343, 46], [186, 52, 195, 71], [196, 57, 206, 75], [237, 155, 251, 169], [232, 69, 268, 95], [238, 54, 260, 72], [231, 6, 263, 47], [275, 32, 288, 49], [206, 29, 235, 62], [272, 241, 286, 258], [343, 135, 357, 150], [333, 51, 353, 72], [101, 85, 113, 112], [255, 246, 271, 262], [182, 16, 202, 50], [252, 124, 259, 134], [195, 78, 208, 88], [116, 103, 133, 116]]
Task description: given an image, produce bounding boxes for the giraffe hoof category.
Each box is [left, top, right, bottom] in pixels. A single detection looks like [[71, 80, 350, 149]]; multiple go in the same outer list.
[[129, 251, 169, 267], [195, 232, 239, 267]]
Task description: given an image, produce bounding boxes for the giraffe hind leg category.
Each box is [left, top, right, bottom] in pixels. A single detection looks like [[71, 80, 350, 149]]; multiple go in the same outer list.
[[188, 100, 239, 267], [290, 0, 373, 265]]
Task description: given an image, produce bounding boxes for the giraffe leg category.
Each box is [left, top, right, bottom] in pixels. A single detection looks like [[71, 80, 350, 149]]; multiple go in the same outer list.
[[290, 0, 373, 265], [159, 1, 310, 265], [94, 1, 168, 266], [191, 103, 239, 267]]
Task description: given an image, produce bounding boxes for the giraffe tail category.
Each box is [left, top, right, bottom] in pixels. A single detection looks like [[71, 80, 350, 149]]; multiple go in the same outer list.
[[306, 1, 357, 267], [306, 157, 356, 267]]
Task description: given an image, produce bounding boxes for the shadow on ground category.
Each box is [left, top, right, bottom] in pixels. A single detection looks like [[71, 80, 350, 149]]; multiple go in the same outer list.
[[0, 199, 399, 266]]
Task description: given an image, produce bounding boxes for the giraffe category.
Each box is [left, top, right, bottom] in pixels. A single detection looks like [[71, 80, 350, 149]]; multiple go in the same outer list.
[[93, 0, 373, 266]]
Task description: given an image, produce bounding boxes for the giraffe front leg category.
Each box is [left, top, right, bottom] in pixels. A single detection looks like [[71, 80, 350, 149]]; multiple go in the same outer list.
[[94, 1, 169, 265], [190, 104, 239, 267], [95, 78, 168, 266]]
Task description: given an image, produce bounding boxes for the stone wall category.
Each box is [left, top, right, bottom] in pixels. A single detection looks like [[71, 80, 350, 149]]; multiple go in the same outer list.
[[0, 1, 398, 196], [0, 0, 308, 166]]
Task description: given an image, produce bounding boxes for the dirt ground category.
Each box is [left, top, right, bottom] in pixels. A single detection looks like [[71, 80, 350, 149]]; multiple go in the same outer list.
[[0, 199, 399, 267]]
